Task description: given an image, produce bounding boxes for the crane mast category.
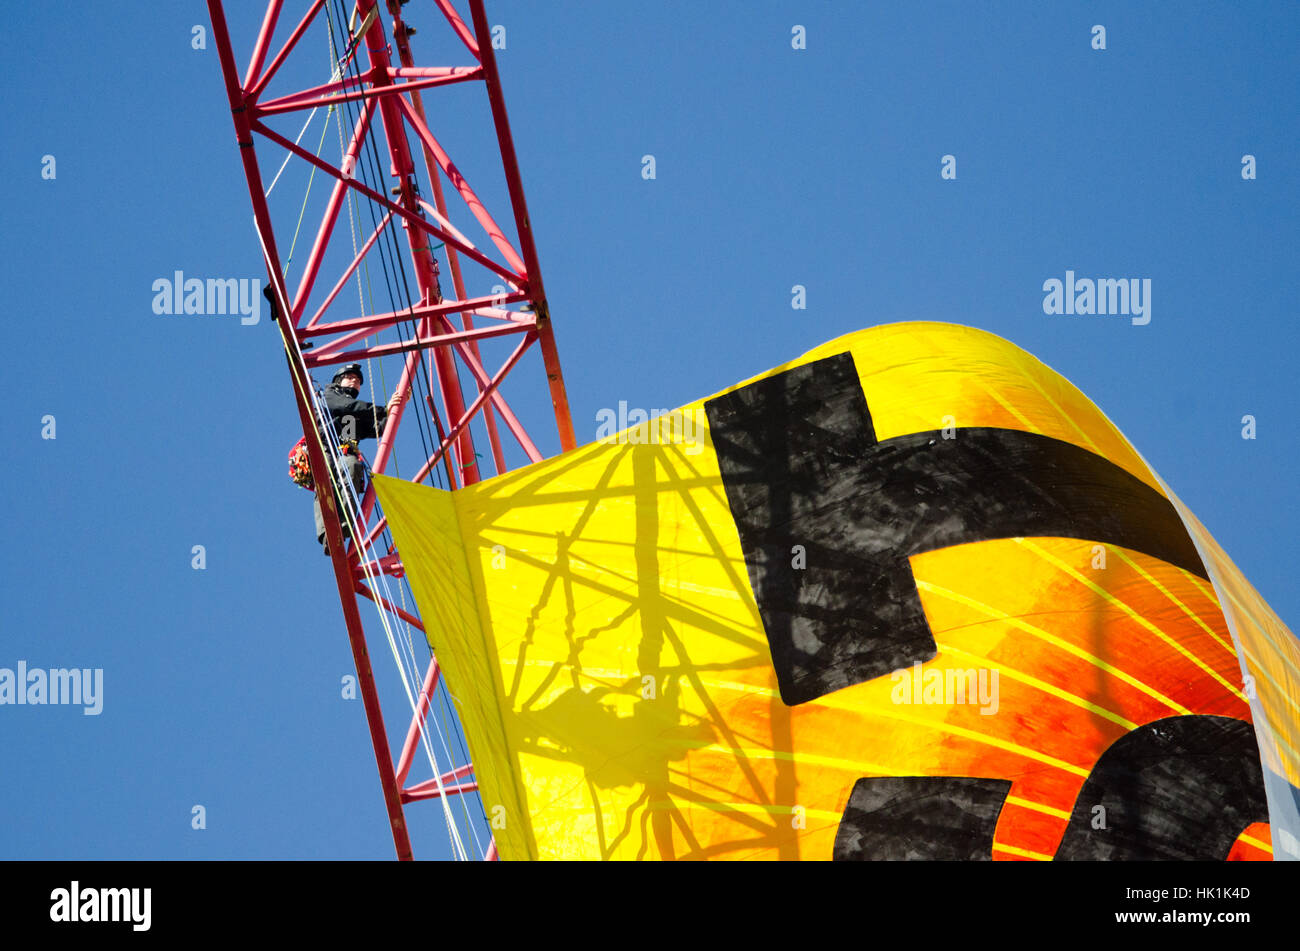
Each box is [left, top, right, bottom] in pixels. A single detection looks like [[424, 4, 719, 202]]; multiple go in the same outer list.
[[207, 0, 576, 859]]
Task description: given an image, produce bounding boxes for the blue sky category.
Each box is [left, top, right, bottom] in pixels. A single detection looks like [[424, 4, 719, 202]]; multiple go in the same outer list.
[[1, 1, 1296, 859]]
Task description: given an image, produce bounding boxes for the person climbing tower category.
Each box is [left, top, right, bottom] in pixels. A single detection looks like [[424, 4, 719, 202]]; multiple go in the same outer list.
[[288, 363, 398, 554]]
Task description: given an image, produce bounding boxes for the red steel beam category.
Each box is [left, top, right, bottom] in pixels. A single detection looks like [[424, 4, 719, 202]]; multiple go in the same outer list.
[[354, 580, 424, 629], [402, 781, 479, 804], [304, 210, 394, 331], [302, 318, 533, 368], [255, 68, 483, 115], [246, 0, 325, 99], [304, 307, 531, 367], [302, 290, 529, 340], [395, 659, 441, 787], [243, 0, 284, 90]]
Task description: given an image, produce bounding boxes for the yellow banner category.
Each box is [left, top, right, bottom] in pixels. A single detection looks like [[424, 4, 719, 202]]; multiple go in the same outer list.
[[375, 322, 1299, 860]]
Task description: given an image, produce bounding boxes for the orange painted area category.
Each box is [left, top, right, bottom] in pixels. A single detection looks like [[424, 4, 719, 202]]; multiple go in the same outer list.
[[906, 537, 1253, 858], [1227, 823, 1272, 861]]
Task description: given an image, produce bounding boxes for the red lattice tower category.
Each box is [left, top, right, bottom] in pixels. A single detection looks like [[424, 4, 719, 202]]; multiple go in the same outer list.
[[207, 0, 576, 859]]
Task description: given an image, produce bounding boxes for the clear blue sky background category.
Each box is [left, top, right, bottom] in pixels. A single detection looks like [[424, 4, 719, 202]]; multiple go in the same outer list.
[[1, 1, 1296, 859]]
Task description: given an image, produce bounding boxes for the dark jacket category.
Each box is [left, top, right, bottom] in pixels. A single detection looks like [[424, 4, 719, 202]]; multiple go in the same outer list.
[[321, 383, 388, 442]]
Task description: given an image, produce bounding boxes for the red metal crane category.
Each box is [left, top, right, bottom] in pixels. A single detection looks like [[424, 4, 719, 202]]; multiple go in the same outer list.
[[207, 0, 576, 859]]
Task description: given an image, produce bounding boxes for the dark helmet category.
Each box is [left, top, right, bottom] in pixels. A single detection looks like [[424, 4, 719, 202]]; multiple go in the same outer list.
[[332, 363, 364, 386]]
